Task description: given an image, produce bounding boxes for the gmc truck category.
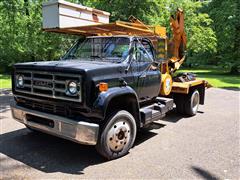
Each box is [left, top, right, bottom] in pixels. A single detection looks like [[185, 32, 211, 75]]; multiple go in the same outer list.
[[11, 35, 206, 159]]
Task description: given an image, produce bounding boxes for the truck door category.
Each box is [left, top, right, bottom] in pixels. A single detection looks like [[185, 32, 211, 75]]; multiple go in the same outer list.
[[135, 39, 161, 101]]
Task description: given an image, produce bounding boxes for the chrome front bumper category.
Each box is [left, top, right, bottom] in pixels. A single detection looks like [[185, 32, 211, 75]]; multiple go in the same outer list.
[[10, 101, 99, 145]]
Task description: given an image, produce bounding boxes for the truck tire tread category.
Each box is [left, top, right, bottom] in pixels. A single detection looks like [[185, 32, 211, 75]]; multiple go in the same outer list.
[[96, 110, 137, 160]]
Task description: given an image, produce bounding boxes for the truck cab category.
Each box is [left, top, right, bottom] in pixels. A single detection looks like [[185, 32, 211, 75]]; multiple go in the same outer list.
[[62, 36, 161, 101]]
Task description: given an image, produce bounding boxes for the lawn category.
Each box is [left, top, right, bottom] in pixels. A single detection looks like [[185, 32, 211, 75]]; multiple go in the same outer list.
[[0, 74, 11, 89], [0, 68, 239, 89], [177, 68, 240, 88]]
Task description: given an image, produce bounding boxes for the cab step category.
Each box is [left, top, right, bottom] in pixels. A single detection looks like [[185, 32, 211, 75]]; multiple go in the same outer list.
[[140, 97, 174, 125]]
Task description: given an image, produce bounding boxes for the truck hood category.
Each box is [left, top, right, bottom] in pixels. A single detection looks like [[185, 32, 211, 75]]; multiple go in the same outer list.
[[14, 59, 125, 73]]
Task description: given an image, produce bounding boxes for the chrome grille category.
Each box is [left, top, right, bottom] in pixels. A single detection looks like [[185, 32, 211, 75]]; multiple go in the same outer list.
[[15, 70, 82, 102]]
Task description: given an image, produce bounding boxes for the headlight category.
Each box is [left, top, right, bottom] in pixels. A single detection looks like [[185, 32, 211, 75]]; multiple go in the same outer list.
[[67, 81, 78, 95], [16, 75, 24, 87]]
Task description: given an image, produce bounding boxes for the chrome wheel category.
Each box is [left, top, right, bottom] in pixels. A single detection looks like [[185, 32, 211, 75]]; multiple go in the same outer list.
[[96, 110, 137, 160], [174, 89, 200, 116], [107, 120, 131, 152], [191, 90, 200, 114]]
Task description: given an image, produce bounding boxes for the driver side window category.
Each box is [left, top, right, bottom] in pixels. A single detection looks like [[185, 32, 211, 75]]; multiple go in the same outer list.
[[135, 40, 154, 62]]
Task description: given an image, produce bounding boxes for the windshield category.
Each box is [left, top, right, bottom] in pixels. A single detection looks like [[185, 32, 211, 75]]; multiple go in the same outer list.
[[63, 37, 130, 62]]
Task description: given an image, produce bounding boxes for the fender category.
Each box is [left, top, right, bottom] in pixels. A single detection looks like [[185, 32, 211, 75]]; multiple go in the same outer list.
[[93, 86, 139, 120]]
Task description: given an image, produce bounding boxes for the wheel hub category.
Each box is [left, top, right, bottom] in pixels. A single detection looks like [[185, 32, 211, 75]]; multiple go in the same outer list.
[[107, 120, 131, 152], [192, 91, 200, 113]]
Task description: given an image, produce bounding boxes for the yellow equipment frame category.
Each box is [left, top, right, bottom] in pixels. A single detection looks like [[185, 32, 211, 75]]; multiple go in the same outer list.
[[172, 80, 206, 94], [44, 21, 167, 38]]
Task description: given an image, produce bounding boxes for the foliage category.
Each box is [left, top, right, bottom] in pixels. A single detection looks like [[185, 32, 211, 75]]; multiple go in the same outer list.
[[0, 0, 237, 74], [202, 0, 240, 64], [83, 0, 217, 54], [158, 0, 217, 54], [0, 0, 75, 72], [230, 62, 240, 75]]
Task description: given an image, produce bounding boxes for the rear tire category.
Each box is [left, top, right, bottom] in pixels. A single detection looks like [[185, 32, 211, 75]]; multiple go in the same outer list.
[[96, 110, 137, 160], [174, 89, 200, 116], [185, 90, 200, 116]]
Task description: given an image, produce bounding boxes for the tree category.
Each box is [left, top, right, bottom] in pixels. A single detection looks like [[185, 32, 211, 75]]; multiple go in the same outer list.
[[0, 0, 218, 73], [204, 0, 240, 67], [83, 0, 217, 56], [0, 0, 74, 72]]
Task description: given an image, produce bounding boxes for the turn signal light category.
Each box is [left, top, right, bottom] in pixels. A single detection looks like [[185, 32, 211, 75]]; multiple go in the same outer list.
[[99, 82, 108, 92]]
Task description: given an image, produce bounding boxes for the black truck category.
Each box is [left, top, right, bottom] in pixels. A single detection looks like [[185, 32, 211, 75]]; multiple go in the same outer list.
[[11, 36, 205, 159]]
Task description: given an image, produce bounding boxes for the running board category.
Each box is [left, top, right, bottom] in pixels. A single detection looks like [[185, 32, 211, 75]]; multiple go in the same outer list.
[[140, 97, 174, 125]]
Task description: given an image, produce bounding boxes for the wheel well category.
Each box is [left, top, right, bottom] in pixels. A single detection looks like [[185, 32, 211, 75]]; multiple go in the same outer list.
[[105, 94, 140, 127]]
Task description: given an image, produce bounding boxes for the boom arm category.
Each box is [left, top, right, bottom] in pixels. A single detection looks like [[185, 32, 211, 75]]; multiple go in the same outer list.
[[168, 8, 187, 73]]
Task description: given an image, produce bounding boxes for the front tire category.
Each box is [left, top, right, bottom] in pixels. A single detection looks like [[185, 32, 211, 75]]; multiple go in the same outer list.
[[96, 110, 137, 160]]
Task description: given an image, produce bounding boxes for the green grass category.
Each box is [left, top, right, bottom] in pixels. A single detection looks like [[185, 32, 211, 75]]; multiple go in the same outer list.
[[0, 74, 11, 89], [177, 68, 240, 88]]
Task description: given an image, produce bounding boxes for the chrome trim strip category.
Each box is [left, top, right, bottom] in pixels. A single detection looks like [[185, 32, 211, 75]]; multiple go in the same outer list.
[[55, 80, 66, 84], [55, 88, 66, 93], [24, 84, 31, 88], [33, 85, 53, 91], [24, 77, 31, 80], [15, 90, 82, 102], [33, 78, 53, 82], [10, 100, 99, 145]]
